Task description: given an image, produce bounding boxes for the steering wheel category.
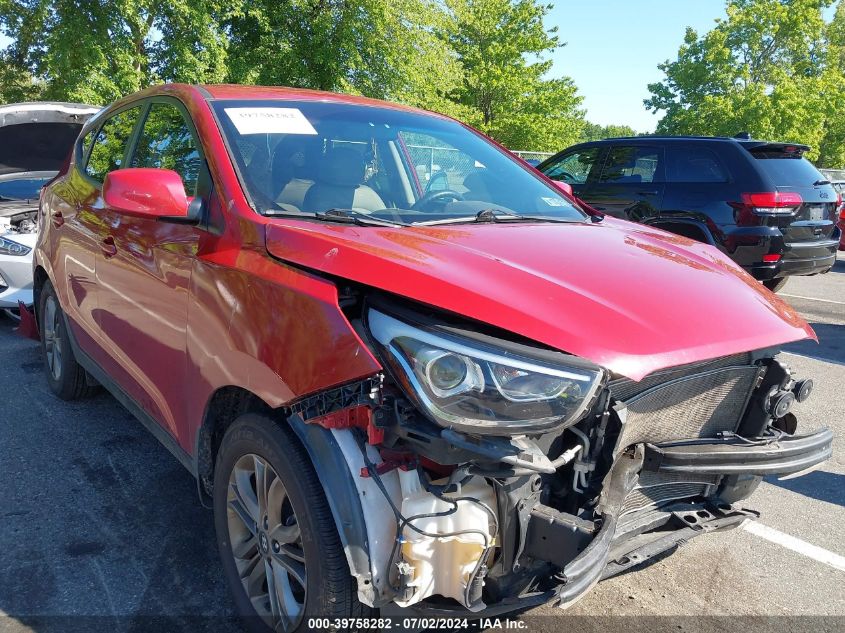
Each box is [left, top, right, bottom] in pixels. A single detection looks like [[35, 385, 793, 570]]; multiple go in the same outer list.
[[557, 171, 577, 183], [411, 189, 465, 212]]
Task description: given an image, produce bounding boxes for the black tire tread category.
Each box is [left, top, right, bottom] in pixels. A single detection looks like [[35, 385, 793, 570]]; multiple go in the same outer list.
[[40, 281, 99, 400], [763, 277, 788, 293]]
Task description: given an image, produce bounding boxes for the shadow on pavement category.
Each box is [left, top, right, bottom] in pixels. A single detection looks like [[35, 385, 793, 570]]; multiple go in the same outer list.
[[783, 322, 845, 366], [764, 470, 845, 509], [825, 258, 844, 274]]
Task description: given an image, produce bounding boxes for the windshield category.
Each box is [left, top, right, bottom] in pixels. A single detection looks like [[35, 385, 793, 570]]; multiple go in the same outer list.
[[0, 177, 51, 200], [212, 100, 585, 225]]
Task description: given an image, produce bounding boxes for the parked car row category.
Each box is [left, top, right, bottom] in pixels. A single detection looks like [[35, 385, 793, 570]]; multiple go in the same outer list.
[[536, 135, 842, 292], [0, 102, 99, 319], [14, 83, 833, 633]]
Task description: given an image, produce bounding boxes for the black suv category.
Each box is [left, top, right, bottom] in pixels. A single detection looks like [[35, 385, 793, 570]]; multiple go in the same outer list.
[[537, 136, 841, 291]]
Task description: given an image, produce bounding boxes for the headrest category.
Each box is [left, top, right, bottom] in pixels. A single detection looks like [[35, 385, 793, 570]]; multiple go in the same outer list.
[[463, 169, 493, 192], [318, 147, 365, 187]]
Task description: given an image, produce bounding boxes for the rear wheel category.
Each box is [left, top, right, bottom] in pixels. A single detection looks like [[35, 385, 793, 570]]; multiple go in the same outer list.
[[39, 281, 98, 400], [213, 414, 369, 632], [763, 278, 788, 293]]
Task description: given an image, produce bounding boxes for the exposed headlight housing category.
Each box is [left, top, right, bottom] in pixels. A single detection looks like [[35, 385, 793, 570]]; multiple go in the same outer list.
[[367, 308, 604, 435], [0, 236, 31, 256]]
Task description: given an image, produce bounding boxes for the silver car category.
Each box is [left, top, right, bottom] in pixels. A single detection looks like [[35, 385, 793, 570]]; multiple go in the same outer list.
[[0, 101, 99, 319]]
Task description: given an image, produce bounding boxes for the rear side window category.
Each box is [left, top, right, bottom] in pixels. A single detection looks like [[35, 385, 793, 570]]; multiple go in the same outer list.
[[667, 146, 728, 183], [748, 146, 824, 187], [85, 107, 142, 182], [600, 146, 662, 183], [131, 102, 202, 195], [542, 147, 602, 184]]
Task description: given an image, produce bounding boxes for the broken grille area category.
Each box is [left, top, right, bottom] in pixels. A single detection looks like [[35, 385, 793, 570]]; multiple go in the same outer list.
[[616, 365, 760, 450], [621, 471, 720, 516], [612, 363, 761, 516]]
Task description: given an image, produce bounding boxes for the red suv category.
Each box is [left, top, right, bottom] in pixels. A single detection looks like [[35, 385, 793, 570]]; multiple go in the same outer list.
[[33, 84, 831, 630]]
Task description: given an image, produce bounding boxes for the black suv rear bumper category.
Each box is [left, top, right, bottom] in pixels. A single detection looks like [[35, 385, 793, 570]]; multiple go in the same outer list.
[[728, 226, 840, 280]]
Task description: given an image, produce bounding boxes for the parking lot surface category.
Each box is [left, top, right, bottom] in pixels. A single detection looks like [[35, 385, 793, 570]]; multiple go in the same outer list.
[[1, 255, 843, 633]]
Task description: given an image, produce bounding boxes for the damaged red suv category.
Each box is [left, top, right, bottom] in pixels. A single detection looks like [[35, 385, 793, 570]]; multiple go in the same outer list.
[[32, 84, 832, 630]]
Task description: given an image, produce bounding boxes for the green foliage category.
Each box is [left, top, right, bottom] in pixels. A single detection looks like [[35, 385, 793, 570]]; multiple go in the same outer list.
[[581, 122, 639, 142], [0, 0, 236, 105], [443, 0, 584, 150], [646, 0, 845, 166], [0, 0, 583, 150], [223, 0, 468, 118]]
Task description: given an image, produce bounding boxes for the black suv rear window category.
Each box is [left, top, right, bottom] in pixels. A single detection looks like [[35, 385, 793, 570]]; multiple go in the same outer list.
[[747, 145, 824, 187]]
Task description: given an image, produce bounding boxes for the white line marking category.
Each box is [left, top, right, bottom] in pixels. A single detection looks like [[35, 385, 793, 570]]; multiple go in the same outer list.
[[780, 293, 845, 306], [742, 520, 845, 572]]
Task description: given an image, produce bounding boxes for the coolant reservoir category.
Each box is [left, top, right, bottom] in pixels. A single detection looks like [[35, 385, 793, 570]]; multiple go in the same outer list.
[[394, 469, 497, 609]]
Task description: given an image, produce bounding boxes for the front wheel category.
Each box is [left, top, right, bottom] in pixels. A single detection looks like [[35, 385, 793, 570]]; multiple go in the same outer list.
[[763, 277, 788, 293], [213, 414, 369, 632]]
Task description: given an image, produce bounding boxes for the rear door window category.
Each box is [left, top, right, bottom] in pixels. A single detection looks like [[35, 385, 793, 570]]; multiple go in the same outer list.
[[667, 146, 728, 183], [85, 106, 142, 182], [600, 146, 663, 184], [541, 147, 603, 184], [131, 102, 202, 195]]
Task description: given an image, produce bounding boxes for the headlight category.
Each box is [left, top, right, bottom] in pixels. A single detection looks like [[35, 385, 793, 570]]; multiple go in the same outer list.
[[0, 236, 31, 256], [367, 308, 603, 435]]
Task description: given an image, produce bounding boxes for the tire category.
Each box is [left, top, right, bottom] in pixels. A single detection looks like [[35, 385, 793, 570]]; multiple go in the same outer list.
[[213, 413, 370, 633], [39, 281, 99, 400], [763, 277, 788, 293]]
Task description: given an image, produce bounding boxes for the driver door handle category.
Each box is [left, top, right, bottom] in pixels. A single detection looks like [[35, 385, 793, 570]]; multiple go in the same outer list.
[[101, 236, 117, 258], [637, 190, 659, 196]]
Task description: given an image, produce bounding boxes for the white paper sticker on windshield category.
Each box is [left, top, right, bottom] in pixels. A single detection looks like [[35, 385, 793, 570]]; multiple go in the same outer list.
[[224, 107, 318, 135], [542, 197, 568, 207]]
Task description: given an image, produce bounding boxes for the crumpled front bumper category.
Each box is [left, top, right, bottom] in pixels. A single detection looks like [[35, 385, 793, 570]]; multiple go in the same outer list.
[[642, 428, 833, 476], [527, 426, 833, 610]]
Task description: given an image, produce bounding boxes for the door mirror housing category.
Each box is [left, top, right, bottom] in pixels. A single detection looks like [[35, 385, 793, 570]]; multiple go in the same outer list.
[[552, 180, 573, 196], [103, 168, 197, 223]]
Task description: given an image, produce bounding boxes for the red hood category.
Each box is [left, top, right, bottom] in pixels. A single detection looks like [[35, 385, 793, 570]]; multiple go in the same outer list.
[[264, 217, 814, 381]]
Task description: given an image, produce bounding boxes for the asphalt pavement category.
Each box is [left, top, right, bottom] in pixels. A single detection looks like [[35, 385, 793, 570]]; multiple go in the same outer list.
[[1, 255, 843, 633]]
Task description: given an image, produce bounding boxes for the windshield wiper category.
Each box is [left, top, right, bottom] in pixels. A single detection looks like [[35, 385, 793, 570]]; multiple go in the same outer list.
[[316, 208, 406, 226], [419, 208, 580, 226], [264, 207, 405, 227], [813, 179, 831, 186]]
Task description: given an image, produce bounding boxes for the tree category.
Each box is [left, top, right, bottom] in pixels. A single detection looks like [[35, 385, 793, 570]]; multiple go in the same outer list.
[[645, 0, 844, 166], [443, 0, 585, 150], [224, 0, 467, 117], [0, 0, 236, 105], [581, 122, 638, 142], [818, 0, 845, 167]]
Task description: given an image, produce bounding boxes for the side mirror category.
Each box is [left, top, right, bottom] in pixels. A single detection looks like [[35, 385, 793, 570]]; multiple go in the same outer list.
[[103, 168, 197, 224], [552, 180, 573, 196]]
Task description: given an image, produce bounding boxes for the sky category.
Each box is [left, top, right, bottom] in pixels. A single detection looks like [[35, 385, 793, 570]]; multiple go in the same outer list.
[[547, 0, 729, 132]]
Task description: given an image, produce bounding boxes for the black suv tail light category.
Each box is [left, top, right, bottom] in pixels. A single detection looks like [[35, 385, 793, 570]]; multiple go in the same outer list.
[[735, 192, 803, 226]]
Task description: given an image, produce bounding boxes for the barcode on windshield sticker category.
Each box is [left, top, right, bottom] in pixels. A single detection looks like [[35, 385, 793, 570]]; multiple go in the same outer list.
[[224, 107, 318, 135]]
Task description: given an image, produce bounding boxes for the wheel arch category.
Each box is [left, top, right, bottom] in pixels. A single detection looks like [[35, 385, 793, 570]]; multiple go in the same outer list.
[[648, 218, 716, 245], [32, 265, 49, 322], [197, 385, 377, 605]]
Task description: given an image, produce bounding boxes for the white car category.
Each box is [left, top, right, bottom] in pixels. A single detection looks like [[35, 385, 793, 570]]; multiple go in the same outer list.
[[0, 102, 99, 319]]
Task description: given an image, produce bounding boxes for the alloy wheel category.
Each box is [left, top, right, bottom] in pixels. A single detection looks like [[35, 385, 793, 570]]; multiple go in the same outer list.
[[227, 453, 307, 632], [42, 295, 63, 380]]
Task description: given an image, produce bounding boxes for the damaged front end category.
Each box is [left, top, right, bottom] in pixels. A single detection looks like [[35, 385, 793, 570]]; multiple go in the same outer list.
[[292, 297, 832, 616]]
